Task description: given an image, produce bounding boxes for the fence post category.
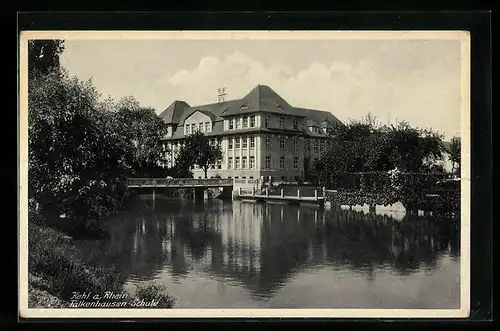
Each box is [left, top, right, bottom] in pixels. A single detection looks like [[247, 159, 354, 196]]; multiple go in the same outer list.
[[252, 187, 255, 196], [266, 188, 269, 196], [322, 186, 325, 196], [315, 190, 318, 199], [281, 189, 284, 198], [297, 189, 300, 198]]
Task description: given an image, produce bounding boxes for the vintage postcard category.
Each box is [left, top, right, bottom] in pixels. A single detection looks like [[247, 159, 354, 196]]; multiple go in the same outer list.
[[19, 30, 470, 319]]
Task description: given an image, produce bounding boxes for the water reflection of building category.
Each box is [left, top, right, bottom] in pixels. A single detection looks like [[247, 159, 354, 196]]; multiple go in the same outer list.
[[80, 199, 460, 300], [220, 203, 263, 272]]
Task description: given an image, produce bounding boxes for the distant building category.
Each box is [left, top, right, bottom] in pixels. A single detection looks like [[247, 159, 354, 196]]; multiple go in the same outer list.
[[159, 85, 343, 181]]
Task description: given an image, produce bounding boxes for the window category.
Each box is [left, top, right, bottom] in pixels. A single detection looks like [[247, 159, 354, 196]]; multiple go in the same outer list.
[[242, 156, 247, 169], [217, 160, 222, 169], [229, 119, 234, 130], [228, 157, 233, 169], [250, 116, 256, 127], [293, 137, 299, 150], [235, 137, 241, 149], [250, 156, 255, 169], [314, 140, 319, 152], [265, 116, 270, 128], [249, 176, 254, 179], [293, 119, 298, 130], [235, 118, 241, 129], [280, 116, 285, 129], [235, 157, 240, 169], [242, 176, 246, 179], [294, 157, 298, 169], [191, 123, 196, 133], [228, 138, 233, 150], [320, 140, 324, 152], [242, 136, 248, 149], [265, 156, 271, 169], [265, 135, 271, 148], [305, 139, 310, 151], [250, 136, 255, 148], [185, 125, 190, 135], [280, 136, 285, 149], [199, 122, 204, 133], [280, 157, 285, 169], [243, 117, 248, 128], [205, 122, 210, 132]]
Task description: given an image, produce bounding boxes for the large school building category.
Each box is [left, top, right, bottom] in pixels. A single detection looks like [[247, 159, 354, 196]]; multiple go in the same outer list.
[[159, 85, 343, 181]]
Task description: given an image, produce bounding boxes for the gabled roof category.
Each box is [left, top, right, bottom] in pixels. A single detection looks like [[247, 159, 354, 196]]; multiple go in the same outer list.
[[182, 108, 218, 122], [159, 100, 190, 124]]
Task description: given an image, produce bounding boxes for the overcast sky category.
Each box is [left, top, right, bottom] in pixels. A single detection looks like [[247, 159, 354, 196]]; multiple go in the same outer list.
[[60, 38, 464, 139]]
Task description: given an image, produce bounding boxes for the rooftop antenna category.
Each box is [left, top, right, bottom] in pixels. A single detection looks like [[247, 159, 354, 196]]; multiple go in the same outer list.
[[218, 87, 227, 103]]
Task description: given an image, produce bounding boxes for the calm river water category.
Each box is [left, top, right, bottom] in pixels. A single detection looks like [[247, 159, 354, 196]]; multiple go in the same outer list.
[[78, 197, 460, 309]]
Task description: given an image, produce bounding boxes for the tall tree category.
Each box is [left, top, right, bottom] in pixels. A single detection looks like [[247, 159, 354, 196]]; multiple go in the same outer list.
[[115, 103, 167, 176], [449, 136, 461, 177], [28, 40, 65, 80], [177, 131, 223, 179]]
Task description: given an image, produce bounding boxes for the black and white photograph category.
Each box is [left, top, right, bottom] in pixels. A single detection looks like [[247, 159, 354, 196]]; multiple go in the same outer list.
[[19, 30, 470, 318]]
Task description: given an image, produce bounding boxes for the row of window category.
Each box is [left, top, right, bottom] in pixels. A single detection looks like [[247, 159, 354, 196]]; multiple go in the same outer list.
[[228, 116, 300, 130], [185, 121, 212, 135], [263, 136, 324, 152], [228, 116, 256, 130], [264, 156, 299, 170], [228, 136, 256, 149], [263, 116, 299, 130], [228, 156, 255, 169], [169, 136, 324, 152]]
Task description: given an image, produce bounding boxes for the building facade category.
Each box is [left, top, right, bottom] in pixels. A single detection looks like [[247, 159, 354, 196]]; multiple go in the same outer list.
[[159, 85, 343, 181]]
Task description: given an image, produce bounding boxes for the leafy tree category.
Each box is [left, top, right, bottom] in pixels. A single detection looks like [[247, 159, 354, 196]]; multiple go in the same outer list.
[[28, 40, 65, 80], [449, 136, 461, 177], [28, 69, 125, 220], [176, 131, 223, 179], [115, 103, 168, 176], [387, 121, 444, 172], [318, 114, 446, 188]]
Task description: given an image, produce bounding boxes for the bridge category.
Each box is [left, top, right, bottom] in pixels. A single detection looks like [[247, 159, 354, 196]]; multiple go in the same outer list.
[[126, 178, 260, 202], [127, 178, 234, 188]]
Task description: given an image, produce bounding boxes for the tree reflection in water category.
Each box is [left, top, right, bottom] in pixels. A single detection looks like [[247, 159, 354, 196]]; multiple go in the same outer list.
[[76, 198, 460, 301]]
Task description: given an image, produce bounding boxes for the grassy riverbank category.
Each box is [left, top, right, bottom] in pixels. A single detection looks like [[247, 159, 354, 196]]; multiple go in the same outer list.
[[28, 220, 176, 308]]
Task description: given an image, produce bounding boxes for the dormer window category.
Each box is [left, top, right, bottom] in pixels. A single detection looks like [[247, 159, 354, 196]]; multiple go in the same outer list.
[[240, 104, 248, 110]]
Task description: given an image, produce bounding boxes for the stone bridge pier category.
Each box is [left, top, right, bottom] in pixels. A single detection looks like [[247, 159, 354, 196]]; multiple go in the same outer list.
[[193, 187, 208, 202]]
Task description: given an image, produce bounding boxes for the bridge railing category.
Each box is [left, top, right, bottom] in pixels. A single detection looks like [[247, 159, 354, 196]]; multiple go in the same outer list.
[[127, 178, 234, 187]]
